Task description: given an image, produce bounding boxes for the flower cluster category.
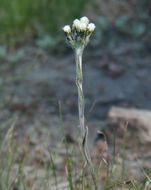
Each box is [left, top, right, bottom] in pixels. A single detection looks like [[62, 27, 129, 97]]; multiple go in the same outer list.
[[63, 16, 95, 49]]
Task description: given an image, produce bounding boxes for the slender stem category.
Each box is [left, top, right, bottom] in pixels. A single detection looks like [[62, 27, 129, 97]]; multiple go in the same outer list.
[[75, 48, 98, 190], [75, 48, 85, 135]]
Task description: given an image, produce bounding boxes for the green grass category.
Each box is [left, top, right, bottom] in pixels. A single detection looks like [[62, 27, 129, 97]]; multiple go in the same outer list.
[[0, 0, 86, 44]]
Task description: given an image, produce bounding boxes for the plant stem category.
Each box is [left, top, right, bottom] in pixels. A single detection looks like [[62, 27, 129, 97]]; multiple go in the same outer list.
[[75, 48, 98, 190], [75, 47, 85, 135]]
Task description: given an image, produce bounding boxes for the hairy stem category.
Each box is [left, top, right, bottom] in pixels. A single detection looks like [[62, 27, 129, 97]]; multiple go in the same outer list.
[[75, 48, 98, 190], [75, 48, 85, 134]]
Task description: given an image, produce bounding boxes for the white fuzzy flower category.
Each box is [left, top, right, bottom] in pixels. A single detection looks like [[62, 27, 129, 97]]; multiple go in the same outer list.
[[87, 23, 96, 32], [63, 17, 96, 48], [63, 25, 71, 33], [80, 16, 89, 25], [73, 19, 81, 31], [79, 23, 87, 31]]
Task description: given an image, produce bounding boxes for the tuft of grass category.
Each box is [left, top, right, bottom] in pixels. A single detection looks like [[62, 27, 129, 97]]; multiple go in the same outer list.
[[0, 125, 151, 190]]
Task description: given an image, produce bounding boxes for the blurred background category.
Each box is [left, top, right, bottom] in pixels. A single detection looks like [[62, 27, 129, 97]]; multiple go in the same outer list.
[[0, 0, 151, 187], [0, 0, 150, 122], [0, 0, 150, 46]]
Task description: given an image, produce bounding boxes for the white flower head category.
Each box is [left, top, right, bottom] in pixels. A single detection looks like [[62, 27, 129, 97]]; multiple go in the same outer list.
[[73, 19, 81, 31], [63, 17, 95, 49], [88, 23, 96, 32], [79, 23, 87, 31], [80, 16, 89, 25], [63, 25, 71, 33]]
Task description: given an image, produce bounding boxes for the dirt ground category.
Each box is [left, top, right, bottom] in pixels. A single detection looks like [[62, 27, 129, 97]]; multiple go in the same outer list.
[[0, 39, 151, 187]]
